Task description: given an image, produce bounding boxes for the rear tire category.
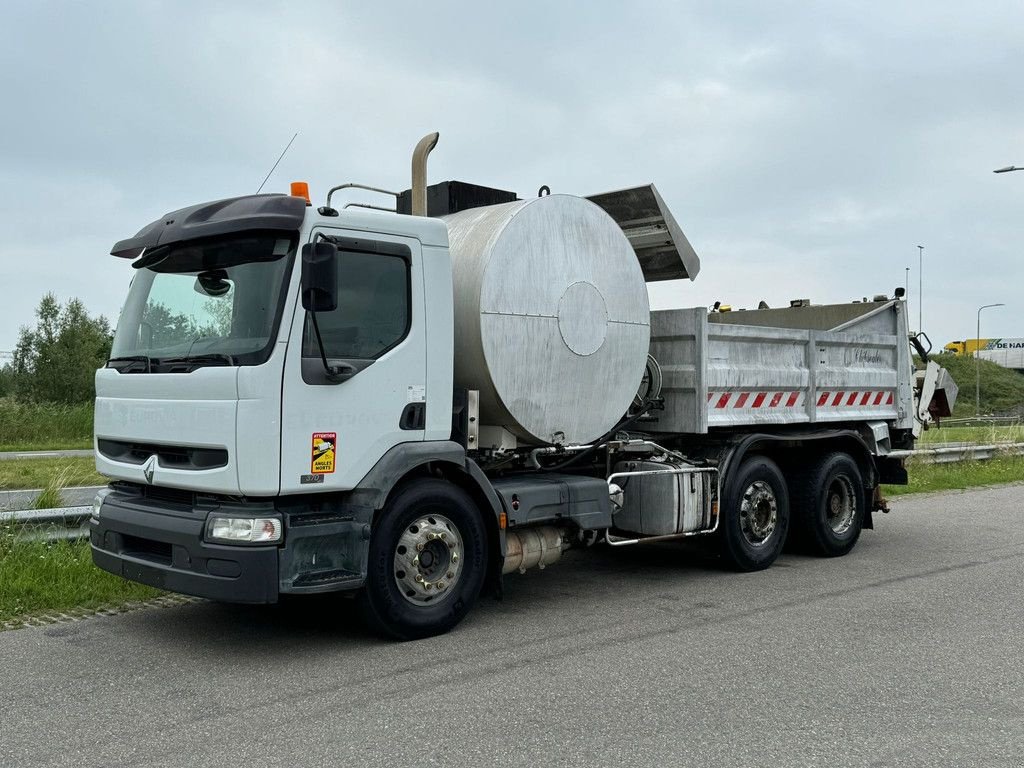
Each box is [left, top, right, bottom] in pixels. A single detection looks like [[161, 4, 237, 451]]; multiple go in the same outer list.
[[789, 452, 865, 557], [719, 455, 790, 571], [358, 479, 488, 640]]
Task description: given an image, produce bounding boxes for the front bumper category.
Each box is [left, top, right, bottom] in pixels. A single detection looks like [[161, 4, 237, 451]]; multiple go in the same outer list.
[[90, 486, 372, 603]]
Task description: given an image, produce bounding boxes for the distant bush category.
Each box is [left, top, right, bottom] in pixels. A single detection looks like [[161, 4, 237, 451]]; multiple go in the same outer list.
[[12, 293, 111, 404], [0, 365, 12, 398]]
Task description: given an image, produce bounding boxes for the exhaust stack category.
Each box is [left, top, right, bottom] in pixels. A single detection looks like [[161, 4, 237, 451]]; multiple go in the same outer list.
[[411, 132, 440, 216]]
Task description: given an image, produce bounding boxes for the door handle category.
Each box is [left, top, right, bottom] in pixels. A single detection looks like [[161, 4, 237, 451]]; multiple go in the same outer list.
[[400, 403, 426, 430]]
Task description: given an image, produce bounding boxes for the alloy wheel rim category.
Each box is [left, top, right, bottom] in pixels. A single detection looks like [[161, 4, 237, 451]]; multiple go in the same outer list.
[[739, 480, 778, 547], [393, 514, 464, 605]]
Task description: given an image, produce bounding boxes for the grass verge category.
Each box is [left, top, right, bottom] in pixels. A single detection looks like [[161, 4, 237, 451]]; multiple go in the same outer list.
[[0, 398, 93, 452], [0, 457, 105, 492], [885, 455, 1024, 496], [0, 533, 161, 625], [929, 355, 1024, 419], [918, 423, 1023, 445]]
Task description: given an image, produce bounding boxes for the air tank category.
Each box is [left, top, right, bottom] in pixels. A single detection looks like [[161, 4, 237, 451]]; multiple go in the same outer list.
[[442, 194, 650, 446]]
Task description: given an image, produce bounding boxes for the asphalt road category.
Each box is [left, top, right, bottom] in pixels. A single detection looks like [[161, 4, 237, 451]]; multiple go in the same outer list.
[[1, 485, 1022, 767], [0, 450, 93, 462]]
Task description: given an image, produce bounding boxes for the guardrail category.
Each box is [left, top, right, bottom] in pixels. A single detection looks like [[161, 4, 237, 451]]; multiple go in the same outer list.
[[935, 416, 1022, 428], [1, 485, 103, 512], [4, 443, 1024, 541], [889, 442, 1024, 464], [1, 506, 91, 542]]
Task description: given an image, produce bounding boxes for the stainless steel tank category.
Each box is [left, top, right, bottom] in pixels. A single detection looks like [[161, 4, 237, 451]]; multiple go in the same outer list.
[[442, 194, 650, 445]]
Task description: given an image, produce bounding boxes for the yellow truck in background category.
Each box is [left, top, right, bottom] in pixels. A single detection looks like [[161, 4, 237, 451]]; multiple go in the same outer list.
[[944, 339, 990, 356], [945, 338, 1024, 372]]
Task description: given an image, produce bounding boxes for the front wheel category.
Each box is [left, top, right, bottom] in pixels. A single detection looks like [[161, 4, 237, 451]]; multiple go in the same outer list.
[[718, 455, 790, 571], [358, 479, 488, 641]]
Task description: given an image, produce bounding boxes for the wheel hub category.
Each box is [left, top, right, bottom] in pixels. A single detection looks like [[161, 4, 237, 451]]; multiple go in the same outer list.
[[393, 514, 464, 605], [739, 480, 778, 547], [826, 475, 856, 535]]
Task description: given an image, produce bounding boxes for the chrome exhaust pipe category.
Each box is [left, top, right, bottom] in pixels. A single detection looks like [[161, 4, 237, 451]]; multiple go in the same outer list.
[[411, 132, 439, 216]]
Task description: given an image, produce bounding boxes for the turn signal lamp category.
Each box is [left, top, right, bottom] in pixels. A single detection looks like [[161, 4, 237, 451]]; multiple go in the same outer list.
[[91, 488, 111, 521], [290, 181, 311, 205], [206, 515, 283, 544]]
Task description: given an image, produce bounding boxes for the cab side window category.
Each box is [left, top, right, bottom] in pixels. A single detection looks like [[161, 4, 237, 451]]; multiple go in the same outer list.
[[302, 250, 410, 360]]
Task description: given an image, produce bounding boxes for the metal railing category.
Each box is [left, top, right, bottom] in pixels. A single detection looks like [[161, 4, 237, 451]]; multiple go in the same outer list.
[[889, 442, 1024, 465], [1, 506, 91, 542], [933, 416, 1022, 428]]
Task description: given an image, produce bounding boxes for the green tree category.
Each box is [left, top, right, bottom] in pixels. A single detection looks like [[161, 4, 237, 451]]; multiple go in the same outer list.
[[13, 294, 112, 404], [0, 363, 13, 397]]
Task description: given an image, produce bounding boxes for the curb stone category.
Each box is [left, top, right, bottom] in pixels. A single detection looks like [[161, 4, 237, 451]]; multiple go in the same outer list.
[[1, 594, 202, 632]]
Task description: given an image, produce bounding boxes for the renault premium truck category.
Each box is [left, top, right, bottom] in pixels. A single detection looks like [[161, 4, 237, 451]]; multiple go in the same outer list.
[[90, 133, 956, 639]]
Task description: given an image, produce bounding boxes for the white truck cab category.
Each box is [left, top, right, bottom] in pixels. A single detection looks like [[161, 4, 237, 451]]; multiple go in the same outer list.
[[96, 200, 454, 496]]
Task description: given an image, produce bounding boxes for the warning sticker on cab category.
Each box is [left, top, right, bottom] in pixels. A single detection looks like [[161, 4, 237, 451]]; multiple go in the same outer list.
[[311, 432, 337, 474]]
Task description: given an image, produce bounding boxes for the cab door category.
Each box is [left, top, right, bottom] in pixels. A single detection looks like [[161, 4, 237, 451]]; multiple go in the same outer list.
[[279, 228, 426, 494]]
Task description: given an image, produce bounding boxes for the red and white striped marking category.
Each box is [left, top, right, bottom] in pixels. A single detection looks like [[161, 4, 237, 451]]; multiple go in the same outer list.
[[815, 390, 894, 408], [706, 391, 803, 409], [706, 390, 894, 410]]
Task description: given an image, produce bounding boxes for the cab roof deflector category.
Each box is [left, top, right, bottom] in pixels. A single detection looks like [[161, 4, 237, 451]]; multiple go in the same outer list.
[[110, 194, 306, 259]]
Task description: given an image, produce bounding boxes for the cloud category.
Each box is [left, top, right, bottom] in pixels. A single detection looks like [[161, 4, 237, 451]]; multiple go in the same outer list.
[[1, 0, 1023, 354]]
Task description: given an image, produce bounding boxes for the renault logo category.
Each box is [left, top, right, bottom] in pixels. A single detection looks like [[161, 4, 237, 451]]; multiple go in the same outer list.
[[143, 455, 156, 485]]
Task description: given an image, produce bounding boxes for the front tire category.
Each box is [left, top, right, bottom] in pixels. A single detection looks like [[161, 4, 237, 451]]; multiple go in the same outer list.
[[358, 479, 488, 640], [719, 455, 790, 571]]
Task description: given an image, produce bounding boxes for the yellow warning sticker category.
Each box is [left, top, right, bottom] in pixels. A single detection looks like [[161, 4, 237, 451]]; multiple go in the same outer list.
[[311, 432, 337, 474]]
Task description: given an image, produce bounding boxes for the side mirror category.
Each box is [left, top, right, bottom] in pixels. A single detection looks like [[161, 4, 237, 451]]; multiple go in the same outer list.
[[301, 242, 338, 312]]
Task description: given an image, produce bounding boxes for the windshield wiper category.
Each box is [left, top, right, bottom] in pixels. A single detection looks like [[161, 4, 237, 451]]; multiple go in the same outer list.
[[106, 355, 153, 372], [160, 353, 236, 367]]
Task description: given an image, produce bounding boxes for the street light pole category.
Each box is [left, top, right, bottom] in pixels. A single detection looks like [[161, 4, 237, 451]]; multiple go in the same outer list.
[[976, 303, 1005, 416], [917, 245, 924, 333], [977, 168, 1018, 411]]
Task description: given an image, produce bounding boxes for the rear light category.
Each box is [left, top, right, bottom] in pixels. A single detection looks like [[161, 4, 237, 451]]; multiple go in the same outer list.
[[205, 515, 282, 544]]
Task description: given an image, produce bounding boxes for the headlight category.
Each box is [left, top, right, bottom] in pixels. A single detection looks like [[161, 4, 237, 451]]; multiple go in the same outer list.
[[205, 515, 283, 544], [91, 488, 111, 521]]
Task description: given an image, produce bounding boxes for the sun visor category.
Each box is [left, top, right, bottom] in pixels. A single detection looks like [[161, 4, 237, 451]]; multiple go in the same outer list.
[[110, 194, 307, 259], [586, 183, 700, 282]]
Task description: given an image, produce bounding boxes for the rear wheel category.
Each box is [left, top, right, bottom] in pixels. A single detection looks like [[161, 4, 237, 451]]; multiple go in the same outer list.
[[358, 479, 488, 640], [719, 455, 790, 571], [790, 452, 865, 557]]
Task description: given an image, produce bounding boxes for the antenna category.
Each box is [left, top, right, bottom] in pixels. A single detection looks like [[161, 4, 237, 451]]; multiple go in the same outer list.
[[256, 132, 298, 194]]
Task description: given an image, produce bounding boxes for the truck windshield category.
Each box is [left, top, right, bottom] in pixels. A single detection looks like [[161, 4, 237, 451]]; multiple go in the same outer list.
[[109, 232, 296, 371]]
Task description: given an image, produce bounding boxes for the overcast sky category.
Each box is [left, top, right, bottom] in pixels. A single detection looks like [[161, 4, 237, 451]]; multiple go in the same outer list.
[[1, 0, 1022, 355]]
